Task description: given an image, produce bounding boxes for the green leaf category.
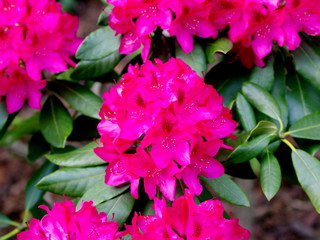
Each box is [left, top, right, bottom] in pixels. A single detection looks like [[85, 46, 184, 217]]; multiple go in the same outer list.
[[0, 213, 19, 228], [260, 151, 281, 201], [36, 166, 105, 197], [229, 134, 273, 164], [48, 81, 102, 119], [286, 72, 320, 125], [176, 44, 207, 76], [71, 52, 121, 80], [96, 192, 135, 226], [272, 59, 288, 129], [293, 39, 320, 91], [286, 111, 320, 140], [76, 26, 120, 60], [206, 38, 233, 63], [201, 175, 250, 207], [27, 132, 50, 162], [242, 82, 282, 122], [0, 102, 8, 130], [46, 141, 105, 167], [292, 149, 320, 213], [0, 113, 39, 145], [79, 176, 129, 206], [25, 161, 57, 211], [40, 95, 73, 148], [250, 121, 278, 137], [236, 93, 256, 132], [249, 55, 274, 91]]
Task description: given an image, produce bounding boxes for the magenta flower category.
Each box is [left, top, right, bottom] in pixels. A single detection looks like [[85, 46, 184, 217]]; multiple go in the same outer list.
[[0, 0, 82, 113], [125, 190, 251, 239], [17, 200, 123, 240], [95, 58, 236, 200]]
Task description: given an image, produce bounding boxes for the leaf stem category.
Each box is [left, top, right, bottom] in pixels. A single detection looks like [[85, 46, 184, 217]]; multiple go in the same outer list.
[[0, 228, 21, 240], [281, 138, 297, 152]]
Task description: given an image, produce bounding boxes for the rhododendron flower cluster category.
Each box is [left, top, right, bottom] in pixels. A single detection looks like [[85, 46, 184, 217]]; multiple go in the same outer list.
[[107, 0, 320, 66], [17, 200, 122, 240], [125, 190, 251, 239], [0, 0, 82, 113], [95, 58, 236, 200]]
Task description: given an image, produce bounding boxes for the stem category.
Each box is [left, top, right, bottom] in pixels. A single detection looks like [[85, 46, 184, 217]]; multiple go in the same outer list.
[[0, 228, 21, 240], [281, 138, 297, 152]]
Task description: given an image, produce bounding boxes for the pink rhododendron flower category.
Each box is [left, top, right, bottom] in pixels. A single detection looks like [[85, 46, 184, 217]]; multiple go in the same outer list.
[[125, 190, 251, 239], [17, 200, 123, 240], [95, 58, 236, 200], [0, 0, 82, 113]]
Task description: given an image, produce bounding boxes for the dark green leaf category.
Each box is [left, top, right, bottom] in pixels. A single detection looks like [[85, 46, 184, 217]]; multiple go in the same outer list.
[[48, 81, 102, 119], [242, 82, 282, 122], [36, 166, 105, 197], [201, 175, 250, 207], [0, 213, 19, 228], [236, 93, 256, 132], [27, 132, 51, 162], [0, 113, 39, 145], [176, 44, 207, 76], [272, 58, 288, 129], [286, 111, 320, 140], [292, 149, 320, 213], [293, 40, 320, 91], [25, 161, 57, 211], [260, 151, 281, 201], [40, 95, 73, 148], [68, 115, 100, 141], [286, 72, 320, 125], [79, 176, 129, 206], [46, 141, 105, 167], [0, 102, 8, 130], [76, 26, 120, 60], [250, 121, 278, 137], [206, 38, 233, 63], [96, 192, 135, 226], [56, 68, 75, 81], [71, 52, 121, 79], [249, 55, 274, 91], [229, 134, 273, 164]]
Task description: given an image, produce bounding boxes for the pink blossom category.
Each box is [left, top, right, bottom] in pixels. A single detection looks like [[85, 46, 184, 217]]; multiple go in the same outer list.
[[0, 0, 82, 113], [17, 200, 123, 240], [95, 58, 236, 199], [125, 190, 251, 239]]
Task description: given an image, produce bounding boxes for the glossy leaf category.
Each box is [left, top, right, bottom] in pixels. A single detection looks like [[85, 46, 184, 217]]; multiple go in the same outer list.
[[293, 40, 320, 91], [0, 113, 39, 145], [46, 141, 105, 167], [249, 55, 274, 91], [272, 59, 288, 129], [201, 175, 250, 207], [76, 26, 120, 60], [48, 81, 102, 119], [0, 213, 19, 228], [40, 95, 73, 148], [36, 166, 105, 197], [260, 151, 281, 201], [229, 134, 273, 164], [25, 161, 57, 211], [96, 192, 135, 226], [176, 44, 207, 76], [71, 51, 121, 79], [286, 72, 320, 125], [286, 111, 320, 140], [27, 132, 50, 162], [206, 38, 233, 63], [79, 176, 129, 206], [292, 149, 320, 213], [236, 93, 256, 132], [242, 82, 281, 122], [0, 102, 8, 130], [250, 121, 278, 137]]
